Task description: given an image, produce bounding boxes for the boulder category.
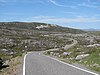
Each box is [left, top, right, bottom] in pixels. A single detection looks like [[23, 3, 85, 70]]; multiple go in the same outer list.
[[50, 52, 54, 56], [63, 52, 71, 56], [76, 54, 89, 60]]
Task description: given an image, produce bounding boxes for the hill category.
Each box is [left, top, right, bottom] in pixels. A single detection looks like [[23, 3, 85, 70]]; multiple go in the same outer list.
[[83, 28, 100, 31], [0, 22, 86, 34]]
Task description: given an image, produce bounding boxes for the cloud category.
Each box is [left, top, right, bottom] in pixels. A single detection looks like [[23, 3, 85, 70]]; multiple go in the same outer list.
[[87, 0, 100, 4], [14, 16, 53, 22], [0, 0, 45, 6], [38, 18, 100, 23], [22, 16, 100, 23], [63, 12, 76, 16], [24, 16, 54, 21], [77, 0, 100, 10], [48, 0, 100, 9], [31, 16, 55, 19], [78, 3, 98, 8], [0, 16, 100, 24], [0, 12, 24, 16], [48, 0, 76, 8]]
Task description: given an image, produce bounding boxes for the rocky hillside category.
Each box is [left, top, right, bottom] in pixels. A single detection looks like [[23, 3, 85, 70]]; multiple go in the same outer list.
[[0, 22, 86, 34]]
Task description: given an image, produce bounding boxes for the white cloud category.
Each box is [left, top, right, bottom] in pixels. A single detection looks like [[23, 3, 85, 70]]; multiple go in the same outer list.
[[48, 0, 76, 8], [1, 16, 100, 24], [87, 0, 100, 4], [48, 0, 100, 10], [31, 16, 55, 19], [77, 0, 100, 10], [0, 12, 24, 16], [0, 0, 45, 5], [23, 16, 100, 23], [25, 16, 55, 21], [78, 3, 97, 8], [63, 12, 76, 15], [39, 18, 100, 23]]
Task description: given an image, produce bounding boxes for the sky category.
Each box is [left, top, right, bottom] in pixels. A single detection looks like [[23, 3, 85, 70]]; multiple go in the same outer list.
[[0, 0, 100, 29]]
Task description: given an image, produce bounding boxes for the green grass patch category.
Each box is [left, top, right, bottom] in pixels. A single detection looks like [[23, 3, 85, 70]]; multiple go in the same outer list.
[[79, 47, 100, 72]]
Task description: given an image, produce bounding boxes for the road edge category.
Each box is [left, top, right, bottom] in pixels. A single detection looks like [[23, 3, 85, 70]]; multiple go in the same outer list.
[[39, 53, 99, 75], [23, 52, 32, 75]]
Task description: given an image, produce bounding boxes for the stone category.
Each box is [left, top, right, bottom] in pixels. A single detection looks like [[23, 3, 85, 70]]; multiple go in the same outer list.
[[63, 52, 71, 56], [50, 52, 54, 56], [76, 54, 89, 60]]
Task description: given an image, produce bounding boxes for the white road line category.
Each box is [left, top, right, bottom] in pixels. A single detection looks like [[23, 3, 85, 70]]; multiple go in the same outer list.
[[23, 52, 32, 75], [23, 54, 27, 75], [39, 53, 99, 75]]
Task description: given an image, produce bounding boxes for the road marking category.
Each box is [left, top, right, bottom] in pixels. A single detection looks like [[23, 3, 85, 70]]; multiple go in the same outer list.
[[23, 52, 32, 75], [23, 54, 27, 75], [39, 53, 99, 75]]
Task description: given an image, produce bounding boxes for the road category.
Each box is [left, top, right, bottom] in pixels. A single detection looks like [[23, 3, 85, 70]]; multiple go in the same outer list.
[[64, 39, 78, 50], [45, 38, 78, 52], [24, 52, 98, 75], [24, 39, 99, 75]]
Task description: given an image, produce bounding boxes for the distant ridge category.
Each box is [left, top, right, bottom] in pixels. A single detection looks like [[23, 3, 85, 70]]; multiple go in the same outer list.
[[83, 28, 100, 31], [0, 22, 86, 34]]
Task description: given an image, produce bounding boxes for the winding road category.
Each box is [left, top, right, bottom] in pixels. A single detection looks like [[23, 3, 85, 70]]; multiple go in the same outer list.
[[23, 39, 99, 75], [24, 52, 98, 75]]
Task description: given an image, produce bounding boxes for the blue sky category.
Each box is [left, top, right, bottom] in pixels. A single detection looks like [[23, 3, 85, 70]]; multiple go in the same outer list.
[[0, 0, 100, 29]]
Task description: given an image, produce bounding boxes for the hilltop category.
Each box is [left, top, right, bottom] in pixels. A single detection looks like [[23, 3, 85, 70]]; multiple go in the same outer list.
[[0, 22, 86, 34]]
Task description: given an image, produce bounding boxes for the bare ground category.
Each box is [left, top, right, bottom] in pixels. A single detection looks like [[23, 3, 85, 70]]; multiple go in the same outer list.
[[0, 55, 23, 75]]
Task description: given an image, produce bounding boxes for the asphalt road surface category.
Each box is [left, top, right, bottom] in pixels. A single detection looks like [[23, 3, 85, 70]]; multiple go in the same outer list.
[[25, 52, 98, 75]]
